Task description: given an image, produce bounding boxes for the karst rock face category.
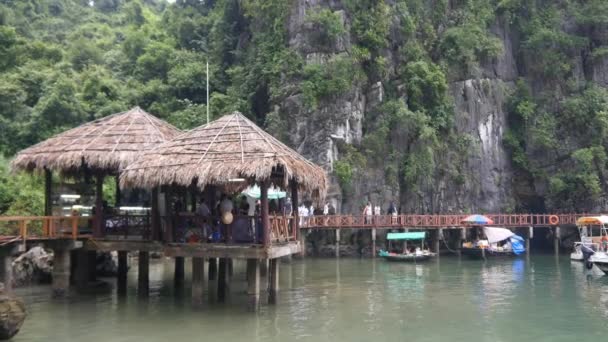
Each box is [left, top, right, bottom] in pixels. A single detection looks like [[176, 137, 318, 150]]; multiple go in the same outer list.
[[266, 1, 608, 215], [0, 294, 26, 340]]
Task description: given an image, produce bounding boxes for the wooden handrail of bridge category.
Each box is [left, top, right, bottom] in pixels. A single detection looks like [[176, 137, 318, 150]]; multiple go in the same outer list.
[[301, 213, 587, 229]]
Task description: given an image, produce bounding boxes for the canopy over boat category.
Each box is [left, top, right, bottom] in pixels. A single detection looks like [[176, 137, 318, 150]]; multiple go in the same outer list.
[[576, 216, 608, 226], [483, 227, 515, 243], [387, 232, 426, 240]]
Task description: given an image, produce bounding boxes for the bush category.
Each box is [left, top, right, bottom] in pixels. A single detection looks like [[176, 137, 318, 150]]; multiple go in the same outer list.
[[306, 8, 345, 47]]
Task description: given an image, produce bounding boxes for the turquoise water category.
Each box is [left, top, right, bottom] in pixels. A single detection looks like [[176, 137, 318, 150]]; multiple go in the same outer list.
[[12, 255, 608, 341]]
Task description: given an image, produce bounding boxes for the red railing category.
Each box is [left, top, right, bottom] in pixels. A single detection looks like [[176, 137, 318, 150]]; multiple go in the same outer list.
[[0, 215, 92, 242], [301, 213, 585, 229]]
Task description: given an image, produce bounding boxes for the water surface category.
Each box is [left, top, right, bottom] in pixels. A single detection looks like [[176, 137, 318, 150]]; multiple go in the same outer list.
[[13, 255, 608, 341]]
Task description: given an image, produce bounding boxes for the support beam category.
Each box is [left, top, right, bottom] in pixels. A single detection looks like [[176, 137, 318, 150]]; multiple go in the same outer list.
[[268, 258, 279, 304], [52, 249, 70, 297], [371, 228, 377, 257], [290, 181, 299, 240], [151, 187, 160, 241], [115, 175, 121, 207], [192, 257, 205, 307], [44, 168, 52, 216], [94, 174, 104, 238], [138, 251, 149, 297], [208, 258, 217, 281], [217, 258, 228, 302], [554, 226, 561, 256], [73, 249, 90, 291], [260, 259, 268, 277], [246, 259, 260, 311], [260, 181, 270, 247], [174, 257, 185, 288], [117, 251, 128, 296], [335, 229, 341, 257], [0, 253, 13, 294]]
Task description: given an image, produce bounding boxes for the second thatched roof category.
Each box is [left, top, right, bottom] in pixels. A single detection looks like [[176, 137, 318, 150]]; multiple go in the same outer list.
[[11, 106, 181, 175], [120, 112, 327, 196]]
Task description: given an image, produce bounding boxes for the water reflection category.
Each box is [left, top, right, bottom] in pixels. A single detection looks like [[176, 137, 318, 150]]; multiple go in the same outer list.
[[11, 256, 608, 342]]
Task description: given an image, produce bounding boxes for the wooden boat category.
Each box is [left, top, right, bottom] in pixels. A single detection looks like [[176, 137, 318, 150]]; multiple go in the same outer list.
[[379, 231, 435, 262], [461, 227, 525, 260], [378, 250, 435, 262]]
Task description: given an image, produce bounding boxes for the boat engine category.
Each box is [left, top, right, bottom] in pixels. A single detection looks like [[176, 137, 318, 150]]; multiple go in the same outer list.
[[581, 244, 595, 270]]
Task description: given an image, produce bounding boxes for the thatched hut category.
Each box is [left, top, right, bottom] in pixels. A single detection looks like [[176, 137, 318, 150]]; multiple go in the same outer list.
[[10, 106, 181, 236], [120, 111, 327, 245]]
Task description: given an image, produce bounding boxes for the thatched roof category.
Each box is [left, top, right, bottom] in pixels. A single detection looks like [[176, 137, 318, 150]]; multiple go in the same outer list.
[[120, 112, 327, 197], [11, 106, 181, 175]]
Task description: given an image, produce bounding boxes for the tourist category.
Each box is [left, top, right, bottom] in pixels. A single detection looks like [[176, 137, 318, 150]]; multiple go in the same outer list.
[[239, 196, 250, 216], [219, 194, 233, 214], [328, 202, 336, 215], [269, 199, 278, 214], [196, 199, 211, 217], [388, 202, 397, 216], [323, 202, 329, 215], [374, 204, 381, 216], [284, 197, 292, 216], [363, 202, 372, 224]]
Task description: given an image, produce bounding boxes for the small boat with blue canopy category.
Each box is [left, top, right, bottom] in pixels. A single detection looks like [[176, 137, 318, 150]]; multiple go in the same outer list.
[[378, 232, 436, 262], [461, 227, 526, 259]]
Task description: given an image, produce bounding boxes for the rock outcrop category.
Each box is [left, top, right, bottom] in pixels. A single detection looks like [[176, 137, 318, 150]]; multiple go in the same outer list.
[[12, 247, 52, 287], [0, 295, 26, 340]]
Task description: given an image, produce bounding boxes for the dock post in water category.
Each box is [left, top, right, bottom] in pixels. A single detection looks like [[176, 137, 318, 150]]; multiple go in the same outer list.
[[299, 232, 306, 257], [268, 258, 279, 304], [260, 258, 268, 277], [74, 249, 90, 291], [527, 227, 533, 256], [554, 226, 560, 255], [52, 248, 70, 297], [138, 251, 149, 297], [0, 251, 13, 294], [191, 257, 205, 307], [246, 259, 260, 311], [371, 228, 377, 257], [217, 258, 229, 302], [208, 258, 217, 280], [174, 257, 185, 288], [117, 251, 128, 296], [435, 229, 443, 257], [335, 229, 340, 258]]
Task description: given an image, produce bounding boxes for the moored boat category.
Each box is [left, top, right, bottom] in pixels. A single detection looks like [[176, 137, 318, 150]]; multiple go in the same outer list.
[[378, 231, 435, 262], [461, 227, 525, 260]]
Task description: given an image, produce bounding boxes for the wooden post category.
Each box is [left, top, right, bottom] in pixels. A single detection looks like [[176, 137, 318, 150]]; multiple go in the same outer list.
[[246, 258, 260, 311], [290, 181, 299, 240], [260, 259, 268, 277], [74, 249, 90, 291], [115, 175, 121, 207], [268, 258, 279, 304], [117, 251, 128, 296], [151, 187, 160, 241], [554, 226, 560, 256], [208, 258, 217, 281], [299, 233, 307, 257], [138, 251, 149, 297], [217, 258, 228, 302], [371, 228, 377, 257], [0, 252, 13, 294], [192, 257, 205, 307], [44, 168, 52, 216], [52, 248, 70, 297], [526, 226, 532, 256], [164, 187, 174, 243], [94, 174, 104, 238], [435, 229, 442, 257], [174, 257, 185, 288], [335, 229, 340, 258], [260, 181, 270, 247]]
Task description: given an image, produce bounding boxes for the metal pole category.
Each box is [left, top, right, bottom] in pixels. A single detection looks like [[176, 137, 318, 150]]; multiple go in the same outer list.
[[206, 60, 209, 124]]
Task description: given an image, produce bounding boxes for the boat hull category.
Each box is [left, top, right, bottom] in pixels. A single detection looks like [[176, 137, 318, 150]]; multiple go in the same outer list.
[[461, 247, 517, 259], [590, 253, 608, 274], [381, 254, 433, 262]]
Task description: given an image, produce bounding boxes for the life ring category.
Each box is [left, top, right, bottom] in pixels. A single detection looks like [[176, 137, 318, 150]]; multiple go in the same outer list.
[[549, 215, 559, 225]]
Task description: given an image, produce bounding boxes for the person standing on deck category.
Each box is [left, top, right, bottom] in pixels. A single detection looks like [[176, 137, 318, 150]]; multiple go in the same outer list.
[[363, 202, 372, 224]]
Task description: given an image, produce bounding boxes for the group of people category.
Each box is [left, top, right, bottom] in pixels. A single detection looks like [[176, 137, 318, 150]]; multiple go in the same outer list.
[[296, 201, 336, 226]]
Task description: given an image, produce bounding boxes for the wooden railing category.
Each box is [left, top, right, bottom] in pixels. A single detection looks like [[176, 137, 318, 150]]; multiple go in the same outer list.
[[270, 215, 295, 243], [301, 213, 586, 229], [0, 215, 92, 241]]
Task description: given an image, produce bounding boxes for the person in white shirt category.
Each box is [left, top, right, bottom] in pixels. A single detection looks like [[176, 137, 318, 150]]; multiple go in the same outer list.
[[374, 205, 381, 216], [323, 202, 329, 215], [363, 202, 372, 224]]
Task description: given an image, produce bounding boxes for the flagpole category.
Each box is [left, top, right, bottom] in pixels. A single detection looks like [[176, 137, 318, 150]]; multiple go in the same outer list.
[[206, 60, 209, 124]]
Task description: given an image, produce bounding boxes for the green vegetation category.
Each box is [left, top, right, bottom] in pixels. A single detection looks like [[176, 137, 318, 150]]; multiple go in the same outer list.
[[0, 0, 607, 215]]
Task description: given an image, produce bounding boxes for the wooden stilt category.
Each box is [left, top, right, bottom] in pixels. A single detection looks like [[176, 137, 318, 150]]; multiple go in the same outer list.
[[174, 257, 185, 288], [260, 259, 268, 277], [371, 228, 377, 257], [268, 258, 279, 304], [151, 187, 160, 241], [0, 252, 13, 294], [217, 258, 228, 302], [260, 182, 270, 247], [74, 249, 90, 291], [52, 249, 70, 297], [138, 251, 149, 297], [208, 258, 217, 281], [554, 226, 560, 256], [192, 257, 205, 307], [117, 251, 128, 296], [44, 168, 52, 216], [246, 258, 260, 311], [94, 174, 104, 238], [335, 229, 340, 257], [115, 175, 121, 207]]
